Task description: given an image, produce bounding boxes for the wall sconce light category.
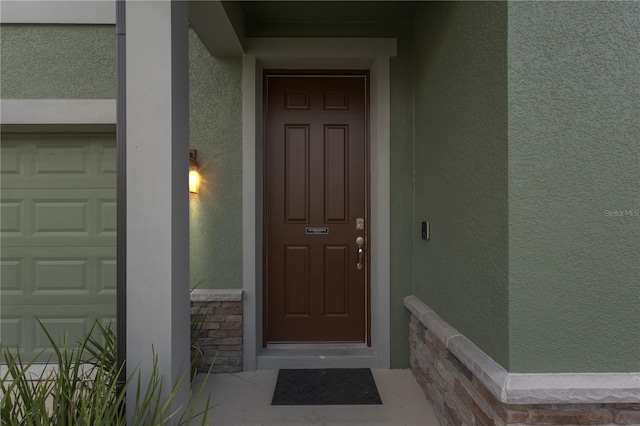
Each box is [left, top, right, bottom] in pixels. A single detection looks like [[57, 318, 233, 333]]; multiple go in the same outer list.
[[189, 149, 199, 194]]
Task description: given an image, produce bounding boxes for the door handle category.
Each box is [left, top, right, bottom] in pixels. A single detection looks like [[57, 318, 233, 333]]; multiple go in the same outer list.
[[356, 236, 365, 270]]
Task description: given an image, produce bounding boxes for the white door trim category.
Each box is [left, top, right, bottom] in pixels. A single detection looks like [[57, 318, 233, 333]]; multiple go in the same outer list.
[[242, 38, 396, 370]]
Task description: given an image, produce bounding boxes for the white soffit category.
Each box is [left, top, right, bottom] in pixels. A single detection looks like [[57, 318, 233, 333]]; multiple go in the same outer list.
[[1, 0, 115, 24]]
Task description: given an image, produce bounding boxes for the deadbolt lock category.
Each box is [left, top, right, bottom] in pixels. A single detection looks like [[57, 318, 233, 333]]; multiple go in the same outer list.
[[356, 218, 365, 230]]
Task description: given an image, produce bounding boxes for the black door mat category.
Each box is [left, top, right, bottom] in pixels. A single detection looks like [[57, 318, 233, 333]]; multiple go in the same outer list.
[[271, 368, 382, 405]]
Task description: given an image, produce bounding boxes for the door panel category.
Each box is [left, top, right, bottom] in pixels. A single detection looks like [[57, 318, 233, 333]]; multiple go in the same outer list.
[[284, 126, 310, 223], [323, 245, 349, 316], [264, 73, 368, 343], [324, 125, 348, 222], [284, 245, 310, 316]]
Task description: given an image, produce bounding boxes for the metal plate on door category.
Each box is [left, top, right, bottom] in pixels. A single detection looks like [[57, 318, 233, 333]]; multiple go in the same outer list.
[[305, 227, 329, 235]]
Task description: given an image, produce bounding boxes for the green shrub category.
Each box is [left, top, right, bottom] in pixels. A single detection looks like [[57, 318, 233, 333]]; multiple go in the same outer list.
[[0, 320, 214, 425]]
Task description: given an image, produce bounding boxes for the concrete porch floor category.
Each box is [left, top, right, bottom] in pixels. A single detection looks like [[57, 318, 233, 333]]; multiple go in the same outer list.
[[190, 368, 439, 425]]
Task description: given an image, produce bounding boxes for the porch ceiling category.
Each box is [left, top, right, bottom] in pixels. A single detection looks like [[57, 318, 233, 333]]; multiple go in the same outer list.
[[189, 1, 419, 56], [240, 1, 420, 24]]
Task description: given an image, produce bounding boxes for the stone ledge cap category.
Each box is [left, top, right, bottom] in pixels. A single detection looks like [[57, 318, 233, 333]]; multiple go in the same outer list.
[[505, 373, 640, 405], [404, 295, 640, 405], [448, 335, 508, 400], [404, 295, 433, 319], [191, 289, 242, 302]]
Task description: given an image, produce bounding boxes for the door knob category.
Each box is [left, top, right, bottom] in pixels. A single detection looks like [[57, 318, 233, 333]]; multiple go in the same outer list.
[[356, 236, 364, 270]]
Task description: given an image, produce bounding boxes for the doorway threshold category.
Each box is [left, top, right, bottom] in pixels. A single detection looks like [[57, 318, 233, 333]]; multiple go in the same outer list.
[[257, 343, 378, 369]]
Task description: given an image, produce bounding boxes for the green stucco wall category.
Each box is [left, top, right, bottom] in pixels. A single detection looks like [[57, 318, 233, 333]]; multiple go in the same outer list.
[[389, 27, 415, 371], [189, 29, 243, 290], [412, 2, 510, 368], [246, 21, 415, 368], [6, 2, 635, 375], [508, 1, 640, 373], [0, 24, 244, 289], [0, 25, 115, 99]]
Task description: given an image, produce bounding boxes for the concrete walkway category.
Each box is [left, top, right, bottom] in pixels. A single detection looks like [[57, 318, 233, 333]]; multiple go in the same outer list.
[[191, 369, 439, 426]]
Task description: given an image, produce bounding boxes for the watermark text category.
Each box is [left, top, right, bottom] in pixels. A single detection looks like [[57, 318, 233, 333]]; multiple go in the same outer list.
[[604, 209, 639, 217]]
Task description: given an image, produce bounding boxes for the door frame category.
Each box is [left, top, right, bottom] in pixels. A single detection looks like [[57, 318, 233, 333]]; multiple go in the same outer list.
[[261, 69, 371, 346], [242, 38, 396, 369]]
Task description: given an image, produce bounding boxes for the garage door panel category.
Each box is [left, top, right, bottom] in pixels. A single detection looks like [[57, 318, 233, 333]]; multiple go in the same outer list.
[[1, 317, 24, 350], [100, 143, 117, 175], [97, 257, 117, 294], [97, 199, 117, 236], [1, 247, 115, 298], [1, 246, 115, 258], [0, 200, 24, 236], [3, 293, 116, 306], [1, 305, 116, 358], [2, 189, 116, 240], [34, 257, 90, 294], [34, 199, 90, 236], [1, 178, 117, 190], [0, 142, 22, 175], [1, 135, 116, 189], [1, 133, 117, 361], [36, 316, 90, 351], [0, 258, 25, 294], [0, 236, 116, 248], [34, 143, 89, 176]]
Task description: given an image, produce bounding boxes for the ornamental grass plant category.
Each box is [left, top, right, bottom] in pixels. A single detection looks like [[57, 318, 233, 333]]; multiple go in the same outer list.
[[0, 320, 214, 425]]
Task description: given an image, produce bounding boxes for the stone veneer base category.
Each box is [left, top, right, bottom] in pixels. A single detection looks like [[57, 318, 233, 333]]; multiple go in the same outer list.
[[405, 295, 640, 425], [191, 289, 243, 373]]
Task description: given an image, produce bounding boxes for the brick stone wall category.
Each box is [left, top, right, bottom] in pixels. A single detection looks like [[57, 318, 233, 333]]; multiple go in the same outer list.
[[409, 314, 640, 425], [190, 290, 242, 373]]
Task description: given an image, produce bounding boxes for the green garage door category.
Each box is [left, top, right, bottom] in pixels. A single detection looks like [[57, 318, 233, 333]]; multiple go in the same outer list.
[[1, 133, 117, 360]]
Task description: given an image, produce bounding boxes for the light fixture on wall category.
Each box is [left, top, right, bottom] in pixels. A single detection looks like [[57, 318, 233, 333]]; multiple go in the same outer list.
[[189, 149, 199, 194]]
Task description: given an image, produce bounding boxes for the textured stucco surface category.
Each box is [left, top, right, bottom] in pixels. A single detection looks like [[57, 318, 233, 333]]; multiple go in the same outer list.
[[246, 21, 415, 368], [189, 29, 243, 290], [6, 2, 635, 376], [508, 1, 640, 373], [412, 2, 510, 368], [0, 25, 115, 99], [388, 27, 415, 370]]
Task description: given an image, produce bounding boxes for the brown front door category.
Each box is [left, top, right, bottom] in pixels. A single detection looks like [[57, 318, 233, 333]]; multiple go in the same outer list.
[[264, 72, 369, 344]]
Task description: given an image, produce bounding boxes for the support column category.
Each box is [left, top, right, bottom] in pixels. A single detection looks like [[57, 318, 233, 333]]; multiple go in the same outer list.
[[125, 0, 190, 418]]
